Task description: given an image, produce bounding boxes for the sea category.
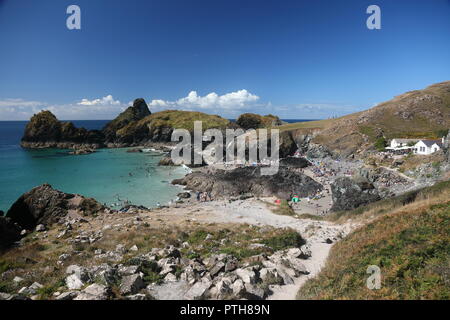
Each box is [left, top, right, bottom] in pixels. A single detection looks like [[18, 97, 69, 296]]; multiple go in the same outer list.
[[0, 119, 314, 213]]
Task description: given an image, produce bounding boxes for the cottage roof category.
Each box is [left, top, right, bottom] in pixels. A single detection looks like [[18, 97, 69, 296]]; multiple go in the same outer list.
[[419, 139, 442, 148]]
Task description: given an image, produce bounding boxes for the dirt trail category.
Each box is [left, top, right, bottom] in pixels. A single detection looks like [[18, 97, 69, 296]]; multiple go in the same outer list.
[[192, 198, 356, 299]]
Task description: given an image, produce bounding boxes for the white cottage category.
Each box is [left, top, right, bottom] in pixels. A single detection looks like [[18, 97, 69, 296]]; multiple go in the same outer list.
[[413, 139, 443, 155]]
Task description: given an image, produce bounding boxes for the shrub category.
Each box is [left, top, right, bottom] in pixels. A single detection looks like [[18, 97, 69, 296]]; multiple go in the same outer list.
[[374, 137, 387, 151], [263, 231, 305, 250]]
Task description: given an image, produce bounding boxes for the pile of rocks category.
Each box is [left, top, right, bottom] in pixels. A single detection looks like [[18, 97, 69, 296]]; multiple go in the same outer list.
[[1, 243, 312, 300]]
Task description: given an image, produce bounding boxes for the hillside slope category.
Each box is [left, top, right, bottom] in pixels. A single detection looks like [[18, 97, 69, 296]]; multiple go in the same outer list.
[[297, 181, 450, 300], [283, 81, 450, 157]]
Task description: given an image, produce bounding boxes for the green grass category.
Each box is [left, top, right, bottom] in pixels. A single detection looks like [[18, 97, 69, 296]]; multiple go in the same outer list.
[[117, 110, 230, 138], [297, 192, 450, 299], [263, 231, 305, 251]]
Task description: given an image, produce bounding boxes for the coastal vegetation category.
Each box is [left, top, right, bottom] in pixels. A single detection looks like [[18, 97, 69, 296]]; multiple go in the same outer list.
[[3, 80, 449, 300], [297, 181, 450, 299], [282, 81, 450, 157], [236, 113, 282, 130], [0, 221, 303, 299]]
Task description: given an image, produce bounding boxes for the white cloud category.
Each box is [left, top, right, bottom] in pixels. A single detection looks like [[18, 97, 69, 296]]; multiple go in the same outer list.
[[0, 95, 126, 120], [149, 89, 260, 112], [78, 95, 121, 106], [0, 92, 367, 121]]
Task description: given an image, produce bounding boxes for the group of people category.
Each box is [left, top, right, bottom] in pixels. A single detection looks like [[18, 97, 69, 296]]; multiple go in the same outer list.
[[196, 191, 212, 202]]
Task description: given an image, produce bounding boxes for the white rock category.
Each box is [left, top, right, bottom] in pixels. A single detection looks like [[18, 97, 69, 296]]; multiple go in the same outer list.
[[232, 279, 245, 297], [35, 224, 46, 232], [76, 283, 109, 300], [120, 274, 145, 295], [56, 291, 78, 300], [183, 279, 211, 300], [66, 274, 84, 290], [13, 276, 24, 283], [164, 273, 177, 282], [235, 268, 256, 284]]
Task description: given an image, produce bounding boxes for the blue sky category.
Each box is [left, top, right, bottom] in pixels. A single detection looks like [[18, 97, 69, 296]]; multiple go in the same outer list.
[[0, 0, 449, 120]]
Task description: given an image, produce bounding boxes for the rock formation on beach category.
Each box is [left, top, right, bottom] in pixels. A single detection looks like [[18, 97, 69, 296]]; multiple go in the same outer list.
[[0, 216, 22, 249], [330, 176, 380, 211], [279, 157, 311, 168], [6, 184, 104, 232], [172, 166, 323, 199]]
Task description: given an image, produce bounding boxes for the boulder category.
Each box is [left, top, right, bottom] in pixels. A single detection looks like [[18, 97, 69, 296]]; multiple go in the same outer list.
[[65, 265, 92, 290], [158, 156, 175, 166], [279, 157, 311, 168], [331, 176, 381, 211], [55, 291, 78, 300], [5, 184, 104, 230], [209, 262, 225, 278], [66, 274, 84, 290], [74, 284, 110, 300], [235, 268, 257, 284], [177, 192, 191, 199], [126, 294, 150, 300], [224, 258, 238, 272], [172, 166, 322, 200], [120, 274, 145, 295], [213, 279, 233, 299], [231, 279, 246, 297], [183, 279, 212, 300], [243, 283, 265, 300], [35, 224, 46, 232], [147, 281, 190, 300], [259, 268, 284, 285], [0, 216, 22, 249]]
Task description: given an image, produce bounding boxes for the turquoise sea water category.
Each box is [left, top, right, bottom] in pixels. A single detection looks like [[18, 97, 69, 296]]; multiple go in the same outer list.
[[0, 121, 188, 212], [0, 119, 313, 212]]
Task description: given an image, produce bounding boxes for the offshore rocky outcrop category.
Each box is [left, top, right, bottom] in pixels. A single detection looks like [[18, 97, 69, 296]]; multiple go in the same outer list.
[[20, 99, 237, 150], [172, 166, 322, 199], [21, 111, 105, 149], [20, 98, 152, 149], [102, 98, 151, 145], [20, 97, 301, 161]]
